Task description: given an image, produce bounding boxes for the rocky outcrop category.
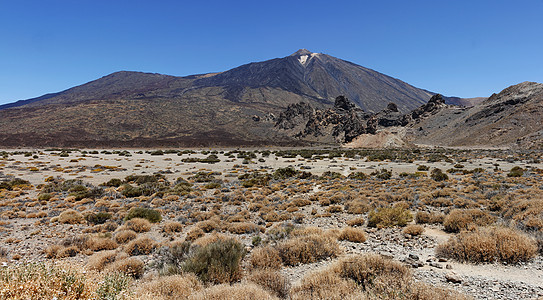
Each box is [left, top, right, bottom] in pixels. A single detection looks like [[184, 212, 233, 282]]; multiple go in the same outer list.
[[406, 82, 543, 149], [274, 102, 315, 130], [275, 94, 449, 145], [275, 96, 371, 143], [407, 94, 446, 121]]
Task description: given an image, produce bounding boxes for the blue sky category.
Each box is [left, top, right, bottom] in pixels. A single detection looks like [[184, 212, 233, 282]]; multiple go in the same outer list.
[[0, 0, 542, 104]]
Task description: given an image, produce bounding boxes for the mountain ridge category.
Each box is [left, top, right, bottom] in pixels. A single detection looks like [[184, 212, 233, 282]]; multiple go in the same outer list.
[[0, 49, 515, 148]]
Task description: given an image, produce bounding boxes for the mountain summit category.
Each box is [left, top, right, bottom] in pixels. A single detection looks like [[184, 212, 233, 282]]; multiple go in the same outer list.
[[0, 50, 444, 147]]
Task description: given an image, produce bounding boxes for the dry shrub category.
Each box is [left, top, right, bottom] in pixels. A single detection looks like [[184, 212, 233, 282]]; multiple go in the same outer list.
[[368, 206, 413, 228], [58, 209, 84, 224], [443, 209, 496, 233], [45, 244, 80, 259], [249, 246, 282, 270], [262, 211, 280, 222], [502, 199, 543, 231], [163, 221, 184, 234], [185, 227, 205, 242], [45, 245, 64, 259], [135, 273, 202, 299], [115, 229, 137, 244], [191, 232, 231, 248], [346, 216, 365, 227], [293, 254, 472, 300], [247, 269, 290, 299], [86, 236, 118, 251], [188, 282, 277, 300], [319, 198, 331, 206], [344, 199, 370, 214], [196, 219, 220, 233], [227, 222, 262, 234], [332, 254, 410, 291], [124, 218, 152, 233], [409, 281, 472, 300], [125, 236, 158, 256], [403, 224, 425, 236], [415, 211, 444, 224], [59, 246, 80, 257], [286, 206, 299, 213], [436, 226, 537, 264], [291, 226, 322, 237], [277, 234, 341, 266], [107, 257, 145, 278], [0, 262, 102, 299], [338, 227, 367, 243], [87, 250, 122, 271], [290, 198, 311, 207], [327, 205, 343, 213], [290, 268, 360, 300]]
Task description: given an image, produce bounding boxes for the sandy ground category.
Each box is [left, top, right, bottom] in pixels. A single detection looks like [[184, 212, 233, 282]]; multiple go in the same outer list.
[[2, 149, 539, 187]]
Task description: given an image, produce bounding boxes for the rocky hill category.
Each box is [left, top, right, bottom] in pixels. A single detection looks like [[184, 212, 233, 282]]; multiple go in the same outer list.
[[0, 49, 441, 147], [407, 82, 543, 149], [275, 94, 446, 145]]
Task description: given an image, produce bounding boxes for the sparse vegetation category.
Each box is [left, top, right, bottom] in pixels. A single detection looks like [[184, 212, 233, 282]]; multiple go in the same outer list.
[[2, 148, 542, 299]]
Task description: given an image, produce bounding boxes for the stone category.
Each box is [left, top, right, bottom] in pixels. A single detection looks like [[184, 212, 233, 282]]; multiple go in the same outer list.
[[445, 272, 462, 284]]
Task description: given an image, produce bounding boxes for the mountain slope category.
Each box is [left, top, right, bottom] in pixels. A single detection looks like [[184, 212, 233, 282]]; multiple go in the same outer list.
[[0, 49, 449, 147], [194, 49, 433, 113], [408, 82, 543, 149]]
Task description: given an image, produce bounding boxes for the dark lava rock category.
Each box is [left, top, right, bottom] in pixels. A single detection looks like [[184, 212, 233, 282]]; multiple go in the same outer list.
[[334, 95, 355, 111]]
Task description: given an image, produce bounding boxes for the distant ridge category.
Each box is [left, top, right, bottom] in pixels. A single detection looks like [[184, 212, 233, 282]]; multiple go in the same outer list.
[[0, 49, 480, 147]]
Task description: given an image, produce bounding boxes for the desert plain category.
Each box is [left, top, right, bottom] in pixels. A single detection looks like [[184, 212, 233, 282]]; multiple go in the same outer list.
[[0, 148, 542, 299]]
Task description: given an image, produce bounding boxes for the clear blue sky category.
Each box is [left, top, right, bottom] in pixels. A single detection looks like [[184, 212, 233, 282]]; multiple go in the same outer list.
[[1, 0, 542, 104]]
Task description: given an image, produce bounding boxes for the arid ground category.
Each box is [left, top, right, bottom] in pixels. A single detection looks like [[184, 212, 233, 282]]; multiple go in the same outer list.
[[0, 148, 542, 299]]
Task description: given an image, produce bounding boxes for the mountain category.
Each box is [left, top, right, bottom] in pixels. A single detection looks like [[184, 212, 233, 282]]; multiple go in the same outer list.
[[407, 82, 543, 149], [0, 49, 456, 147]]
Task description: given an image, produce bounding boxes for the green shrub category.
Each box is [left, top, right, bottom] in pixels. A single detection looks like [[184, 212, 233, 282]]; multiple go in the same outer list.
[[125, 207, 162, 223], [204, 182, 221, 189], [507, 166, 524, 177], [368, 206, 413, 228], [37, 193, 53, 201], [347, 172, 367, 180], [182, 238, 246, 284], [102, 178, 123, 187], [430, 168, 448, 181], [68, 185, 91, 200], [240, 174, 271, 188], [371, 169, 391, 180], [86, 212, 112, 225], [273, 167, 298, 180], [121, 184, 143, 197], [320, 171, 343, 180], [168, 181, 193, 195]]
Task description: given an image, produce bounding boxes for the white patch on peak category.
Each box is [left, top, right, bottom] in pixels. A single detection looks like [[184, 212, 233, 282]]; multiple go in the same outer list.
[[298, 55, 308, 65]]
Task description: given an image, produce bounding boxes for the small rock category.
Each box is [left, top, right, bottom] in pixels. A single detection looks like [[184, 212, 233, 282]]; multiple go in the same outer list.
[[429, 262, 443, 269], [445, 264, 453, 269], [445, 272, 462, 284]]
